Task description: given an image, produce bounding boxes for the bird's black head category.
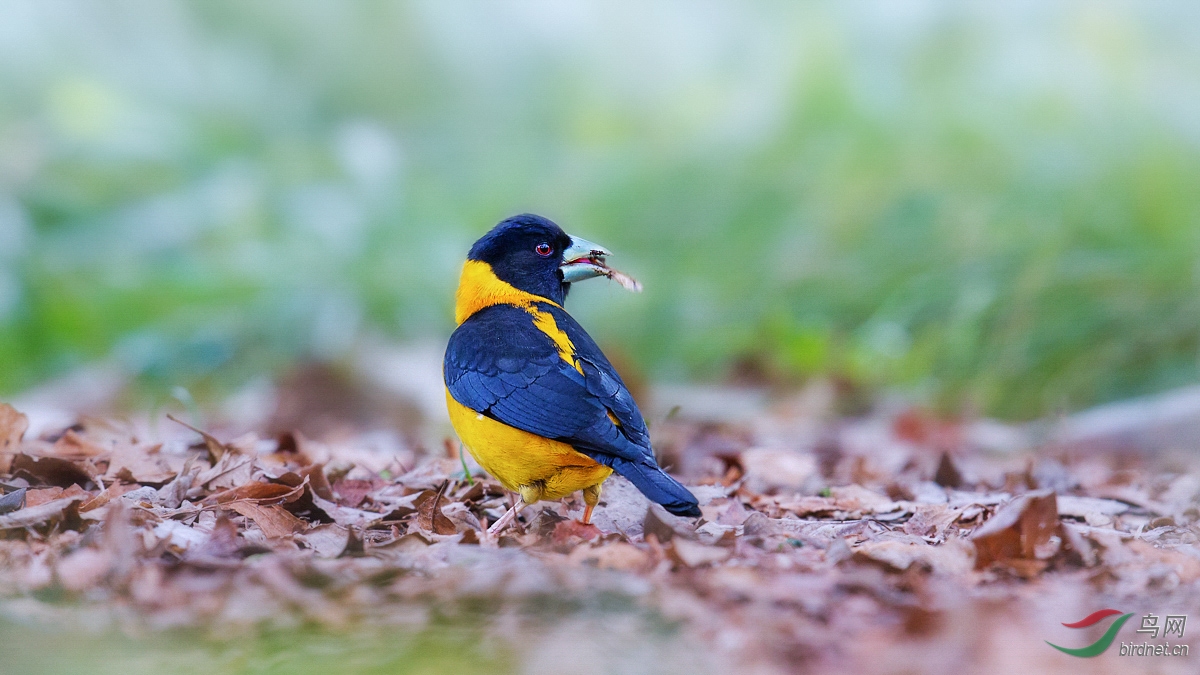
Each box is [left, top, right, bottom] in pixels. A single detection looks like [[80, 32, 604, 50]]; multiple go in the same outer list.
[[468, 214, 575, 304]]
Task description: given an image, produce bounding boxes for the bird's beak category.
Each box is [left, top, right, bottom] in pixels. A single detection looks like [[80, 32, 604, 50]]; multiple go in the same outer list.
[[559, 235, 643, 292], [559, 236, 613, 283]]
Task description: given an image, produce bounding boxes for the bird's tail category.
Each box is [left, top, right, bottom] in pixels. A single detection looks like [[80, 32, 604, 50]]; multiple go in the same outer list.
[[611, 457, 701, 517]]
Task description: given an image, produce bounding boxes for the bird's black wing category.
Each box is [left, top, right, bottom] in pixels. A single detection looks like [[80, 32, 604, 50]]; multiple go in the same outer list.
[[444, 302, 699, 516]]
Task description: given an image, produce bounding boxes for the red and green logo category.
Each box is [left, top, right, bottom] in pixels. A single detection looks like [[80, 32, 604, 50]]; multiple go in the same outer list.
[[1046, 609, 1134, 657]]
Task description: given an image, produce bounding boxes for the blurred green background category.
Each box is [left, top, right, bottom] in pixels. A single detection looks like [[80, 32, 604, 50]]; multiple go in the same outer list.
[[0, 1, 1198, 419]]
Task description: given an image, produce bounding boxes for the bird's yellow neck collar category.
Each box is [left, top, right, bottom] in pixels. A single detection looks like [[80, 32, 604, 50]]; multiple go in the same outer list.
[[454, 260, 562, 325]]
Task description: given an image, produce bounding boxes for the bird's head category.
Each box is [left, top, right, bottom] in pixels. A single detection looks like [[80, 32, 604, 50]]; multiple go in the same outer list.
[[464, 213, 626, 309]]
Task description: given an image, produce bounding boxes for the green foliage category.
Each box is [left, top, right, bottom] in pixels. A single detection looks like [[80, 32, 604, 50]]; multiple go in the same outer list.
[[0, 2, 1197, 418], [0, 619, 510, 675]]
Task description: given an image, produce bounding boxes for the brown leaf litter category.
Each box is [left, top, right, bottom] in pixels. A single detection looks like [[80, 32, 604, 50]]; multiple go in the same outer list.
[[0, 399, 1197, 674]]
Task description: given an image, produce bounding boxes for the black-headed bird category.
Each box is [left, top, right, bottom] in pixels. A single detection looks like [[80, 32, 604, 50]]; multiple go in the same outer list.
[[444, 214, 701, 535]]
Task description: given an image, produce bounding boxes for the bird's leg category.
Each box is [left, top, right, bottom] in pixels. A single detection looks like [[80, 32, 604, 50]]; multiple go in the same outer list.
[[487, 500, 527, 537], [487, 483, 543, 538], [580, 483, 602, 525]]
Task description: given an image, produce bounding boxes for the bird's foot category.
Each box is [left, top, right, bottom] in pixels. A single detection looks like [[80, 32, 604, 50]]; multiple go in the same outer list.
[[579, 502, 596, 526], [486, 500, 526, 539]]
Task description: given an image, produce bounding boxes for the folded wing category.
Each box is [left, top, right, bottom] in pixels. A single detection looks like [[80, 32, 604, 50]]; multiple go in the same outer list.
[[444, 303, 699, 516]]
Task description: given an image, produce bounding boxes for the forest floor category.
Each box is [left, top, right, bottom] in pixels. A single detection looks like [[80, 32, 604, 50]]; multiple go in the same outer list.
[[0, 365, 1198, 675]]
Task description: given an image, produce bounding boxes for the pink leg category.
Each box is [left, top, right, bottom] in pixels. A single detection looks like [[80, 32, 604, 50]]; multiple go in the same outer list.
[[487, 500, 527, 537]]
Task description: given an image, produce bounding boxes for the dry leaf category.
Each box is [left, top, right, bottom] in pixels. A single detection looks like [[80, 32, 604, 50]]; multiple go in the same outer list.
[[568, 542, 651, 572], [440, 501, 482, 533], [778, 484, 898, 518], [103, 442, 176, 484], [415, 481, 456, 535], [552, 519, 601, 544], [852, 537, 974, 575], [970, 489, 1058, 570], [193, 516, 242, 559], [207, 481, 302, 505], [79, 483, 137, 513], [298, 523, 351, 557], [933, 452, 963, 488], [299, 463, 335, 501], [739, 448, 817, 492], [230, 501, 305, 538], [56, 547, 113, 592], [167, 414, 234, 462], [50, 429, 107, 459], [193, 452, 254, 490], [11, 454, 94, 488], [902, 503, 960, 539], [669, 538, 730, 567], [0, 403, 28, 473], [1055, 495, 1130, 518], [0, 495, 86, 530], [25, 484, 88, 508], [331, 478, 378, 508]]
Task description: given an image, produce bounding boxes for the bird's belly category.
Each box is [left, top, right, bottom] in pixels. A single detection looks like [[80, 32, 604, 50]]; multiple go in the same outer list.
[[445, 389, 612, 500]]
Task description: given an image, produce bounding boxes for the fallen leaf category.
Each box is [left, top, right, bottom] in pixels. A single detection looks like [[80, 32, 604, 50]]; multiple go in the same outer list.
[[739, 448, 817, 492], [777, 484, 898, 518], [11, 454, 94, 488], [415, 481, 457, 535], [1058, 522, 1096, 567], [309, 492, 381, 529], [155, 456, 198, 509], [79, 483, 137, 513], [970, 489, 1058, 570], [933, 452, 963, 488], [337, 527, 366, 558], [331, 478, 379, 508], [299, 463, 335, 501], [193, 452, 254, 490], [669, 538, 731, 567], [230, 501, 305, 538], [902, 503, 960, 539], [50, 430, 108, 459], [552, 519, 601, 544], [298, 523, 351, 557], [440, 500, 481, 533], [372, 532, 433, 554], [103, 442, 176, 484], [0, 403, 28, 473], [643, 504, 691, 542], [852, 537, 974, 575], [568, 541, 650, 572], [56, 547, 113, 592], [167, 414, 234, 462], [1055, 495, 1130, 518], [25, 484, 88, 508], [0, 495, 86, 530], [207, 481, 303, 505], [193, 516, 242, 559], [700, 497, 752, 526]]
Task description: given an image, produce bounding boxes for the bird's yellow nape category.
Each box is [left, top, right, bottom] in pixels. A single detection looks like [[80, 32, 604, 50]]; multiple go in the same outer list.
[[454, 260, 582, 374], [454, 260, 562, 325]]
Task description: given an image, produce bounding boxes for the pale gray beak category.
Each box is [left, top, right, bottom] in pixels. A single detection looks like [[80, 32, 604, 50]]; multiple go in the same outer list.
[[559, 235, 612, 283]]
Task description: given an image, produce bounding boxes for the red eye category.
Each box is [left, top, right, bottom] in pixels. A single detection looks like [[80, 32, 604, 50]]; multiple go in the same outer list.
[[535, 243, 553, 257]]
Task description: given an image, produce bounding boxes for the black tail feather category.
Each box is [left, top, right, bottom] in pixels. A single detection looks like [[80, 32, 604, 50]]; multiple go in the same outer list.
[[611, 457, 701, 517]]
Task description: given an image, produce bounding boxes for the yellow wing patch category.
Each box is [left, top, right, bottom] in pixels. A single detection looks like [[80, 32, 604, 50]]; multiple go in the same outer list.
[[454, 260, 582, 374]]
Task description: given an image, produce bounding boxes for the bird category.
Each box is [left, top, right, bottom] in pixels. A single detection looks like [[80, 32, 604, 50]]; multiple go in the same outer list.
[[444, 213, 701, 536]]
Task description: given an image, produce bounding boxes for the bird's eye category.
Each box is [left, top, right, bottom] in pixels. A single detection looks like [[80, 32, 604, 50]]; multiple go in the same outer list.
[[535, 243, 553, 257]]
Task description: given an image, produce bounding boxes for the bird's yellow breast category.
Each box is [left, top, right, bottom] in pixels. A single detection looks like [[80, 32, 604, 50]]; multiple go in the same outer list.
[[445, 388, 611, 501]]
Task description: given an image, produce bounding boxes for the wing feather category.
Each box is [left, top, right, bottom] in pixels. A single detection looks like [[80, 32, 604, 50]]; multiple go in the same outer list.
[[444, 303, 650, 461]]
